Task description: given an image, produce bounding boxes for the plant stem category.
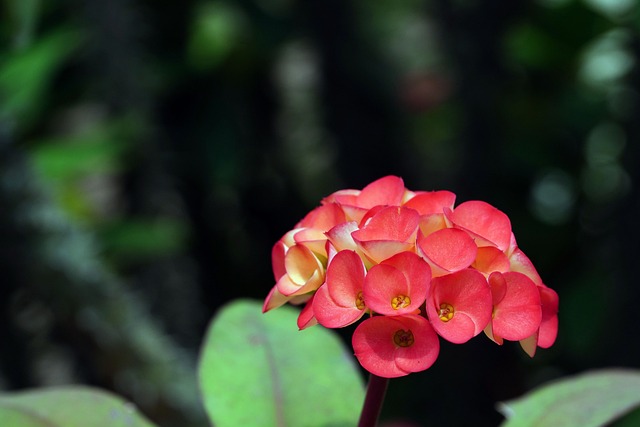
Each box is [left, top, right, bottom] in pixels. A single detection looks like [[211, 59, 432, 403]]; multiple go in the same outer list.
[[357, 374, 389, 427]]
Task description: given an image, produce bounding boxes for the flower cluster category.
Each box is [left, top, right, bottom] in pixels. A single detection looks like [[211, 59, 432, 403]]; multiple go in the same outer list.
[[263, 176, 559, 378]]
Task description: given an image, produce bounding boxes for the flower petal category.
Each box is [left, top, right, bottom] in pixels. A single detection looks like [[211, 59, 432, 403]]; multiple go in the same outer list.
[[263, 285, 289, 312], [446, 200, 512, 251], [537, 286, 559, 348], [296, 202, 346, 230], [509, 248, 543, 286], [325, 250, 366, 306], [490, 272, 542, 341], [352, 206, 420, 263], [417, 228, 477, 276], [271, 240, 287, 282], [473, 246, 510, 276], [403, 190, 456, 215], [297, 295, 318, 330], [357, 175, 405, 209], [312, 250, 367, 328], [312, 284, 365, 328]]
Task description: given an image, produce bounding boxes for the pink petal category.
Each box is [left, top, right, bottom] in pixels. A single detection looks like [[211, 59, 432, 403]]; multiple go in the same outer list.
[[473, 246, 510, 276], [325, 250, 366, 306], [312, 284, 365, 328], [354, 206, 420, 241], [417, 213, 448, 237], [509, 248, 543, 286], [263, 285, 290, 312], [297, 296, 318, 330], [322, 189, 359, 206], [519, 334, 538, 357], [484, 321, 504, 345], [296, 203, 346, 230], [310, 250, 367, 327], [363, 264, 409, 315], [490, 272, 542, 341], [276, 269, 323, 296], [381, 251, 432, 299], [403, 190, 456, 215], [352, 315, 440, 378], [293, 228, 329, 257], [352, 206, 420, 263], [284, 244, 323, 286], [537, 286, 559, 348], [488, 271, 508, 305], [427, 269, 493, 343], [271, 240, 287, 282], [417, 228, 477, 276], [446, 201, 512, 251], [357, 175, 405, 209], [326, 221, 359, 252]]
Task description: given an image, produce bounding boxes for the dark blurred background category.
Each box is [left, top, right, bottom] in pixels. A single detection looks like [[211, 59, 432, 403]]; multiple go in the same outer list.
[[1, 0, 639, 426]]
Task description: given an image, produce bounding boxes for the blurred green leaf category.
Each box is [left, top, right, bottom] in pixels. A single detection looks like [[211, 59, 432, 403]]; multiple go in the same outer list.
[[0, 28, 80, 126], [198, 299, 365, 427], [0, 405, 52, 427], [0, 387, 158, 427], [187, 2, 247, 71], [498, 369, 640, 427], [100, 218, 188, 261], [30, 134, 128, 182]]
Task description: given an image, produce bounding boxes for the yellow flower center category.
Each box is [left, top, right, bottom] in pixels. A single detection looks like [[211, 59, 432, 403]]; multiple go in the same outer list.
[[391, 294, 411, 310], [393, 329, 415, 347], [355, 291, 365, 310], [439, 303, 454, 322]]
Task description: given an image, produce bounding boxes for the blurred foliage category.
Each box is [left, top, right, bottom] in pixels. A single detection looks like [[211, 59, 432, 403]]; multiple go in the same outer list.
[[198, 300, 365, 427], [0, 386, 159, 427], [1, 0, 640, 426]]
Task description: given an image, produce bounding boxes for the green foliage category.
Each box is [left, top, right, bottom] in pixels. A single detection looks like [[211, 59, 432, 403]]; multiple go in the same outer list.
[[198, 299, 365, 427], [100, 218, 189, 262], [187, 2, 247, 71], [29, 127, 131, 182], [498, 369, 640, 427], [0, 387, 159, 427], [0, 28, 80, 129]]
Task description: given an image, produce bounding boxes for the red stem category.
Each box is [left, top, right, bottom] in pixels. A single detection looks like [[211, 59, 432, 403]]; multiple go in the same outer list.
[[357, 374, 389, 427]]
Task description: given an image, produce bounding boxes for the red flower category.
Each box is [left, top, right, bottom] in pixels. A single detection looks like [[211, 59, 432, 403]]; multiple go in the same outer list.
[[363, 252, 431, 316], [352, 314, 440, 378], [263, 176, 558, 377], [426, 269, 493, 343]]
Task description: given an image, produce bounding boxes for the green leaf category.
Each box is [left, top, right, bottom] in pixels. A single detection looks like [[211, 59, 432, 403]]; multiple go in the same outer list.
[[498, 369, 640, 427], [0, 28, 81, 127], [0, 405, 54, 427], [0, 386, 158, 427], [198, 299, 365, 427], [29, 127, 130, 182], [187, 2, 247, 71], [100, 218, 189, 262]]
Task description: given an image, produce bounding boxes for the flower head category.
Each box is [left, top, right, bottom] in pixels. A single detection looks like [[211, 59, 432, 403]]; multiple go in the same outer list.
[[264, 176, 559, 377]]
